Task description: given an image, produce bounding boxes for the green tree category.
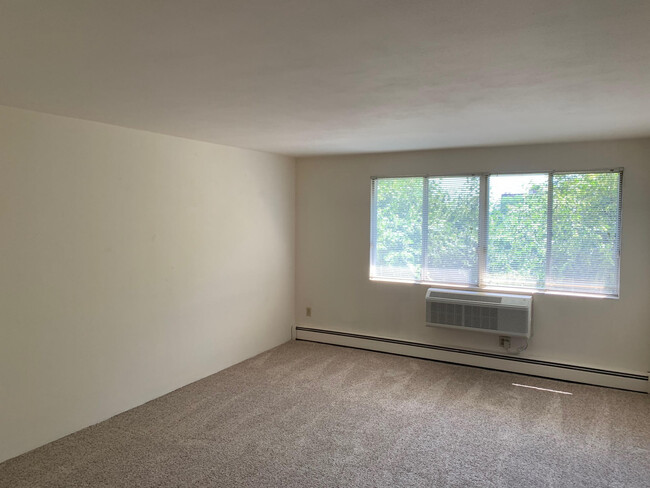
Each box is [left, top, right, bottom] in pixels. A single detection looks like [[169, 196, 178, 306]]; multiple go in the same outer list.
[[486, 176, 548, 287], [550, 173, 619, 293], [426, 177, 480, 284], [373, 172, 619, 293], [374, 178, 422, 279]]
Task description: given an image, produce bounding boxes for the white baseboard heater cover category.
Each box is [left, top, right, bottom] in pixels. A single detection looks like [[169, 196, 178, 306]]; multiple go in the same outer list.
[[295, 326, 648, 393], [426, 288, 532, 338]]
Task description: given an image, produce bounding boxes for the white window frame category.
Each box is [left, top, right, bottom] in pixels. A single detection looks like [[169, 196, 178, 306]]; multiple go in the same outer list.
[[370, 169, 623, 298]]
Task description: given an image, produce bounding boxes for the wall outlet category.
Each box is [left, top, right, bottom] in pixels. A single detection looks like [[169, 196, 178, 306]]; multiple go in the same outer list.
[[499, 336, 511, 349], [306, 307, 312, 317]]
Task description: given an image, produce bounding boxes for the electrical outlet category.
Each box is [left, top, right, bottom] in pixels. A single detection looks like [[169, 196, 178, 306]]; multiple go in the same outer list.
[[499, 336, 511, 349], [306, 307, 312, 317]]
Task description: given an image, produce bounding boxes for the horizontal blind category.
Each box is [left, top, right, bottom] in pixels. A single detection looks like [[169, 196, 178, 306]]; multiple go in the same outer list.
[[548, 172, 621, 294], [370, 170, 622, 296], [425, 176, 480, 285], [485, 174, 548, 289]]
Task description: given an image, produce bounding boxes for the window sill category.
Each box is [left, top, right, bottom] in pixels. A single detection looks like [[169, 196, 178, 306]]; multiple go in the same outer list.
[[368, 277, 619, 300]]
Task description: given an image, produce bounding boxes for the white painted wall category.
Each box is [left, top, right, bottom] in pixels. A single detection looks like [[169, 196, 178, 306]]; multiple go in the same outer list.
[[296, 140, 650, 376], [0, 106, 295, 463]]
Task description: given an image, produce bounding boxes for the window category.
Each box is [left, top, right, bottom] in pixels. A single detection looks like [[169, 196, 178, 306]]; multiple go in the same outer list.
[[370, 170, 622, 296]]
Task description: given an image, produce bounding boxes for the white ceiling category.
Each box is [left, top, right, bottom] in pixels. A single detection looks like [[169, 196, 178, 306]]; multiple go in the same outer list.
[[2, 0, 650, 156]]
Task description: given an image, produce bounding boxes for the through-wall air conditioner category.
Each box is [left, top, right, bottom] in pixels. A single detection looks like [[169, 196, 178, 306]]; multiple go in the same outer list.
[[425, 288, 532, 338]]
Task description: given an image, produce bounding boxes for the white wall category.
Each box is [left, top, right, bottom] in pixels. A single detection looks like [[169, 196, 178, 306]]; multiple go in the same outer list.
[[296, 140, 650, 376], [0, 106, 295, 463]]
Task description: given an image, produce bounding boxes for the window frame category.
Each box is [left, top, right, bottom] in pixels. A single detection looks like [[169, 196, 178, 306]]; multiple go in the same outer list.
[[369, 168, 623, 298]]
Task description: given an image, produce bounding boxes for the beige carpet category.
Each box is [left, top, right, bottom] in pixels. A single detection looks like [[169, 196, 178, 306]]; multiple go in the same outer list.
[[1, 340, 648, 487]]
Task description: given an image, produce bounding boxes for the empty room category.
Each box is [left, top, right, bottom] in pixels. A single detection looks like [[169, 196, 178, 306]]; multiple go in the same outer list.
[[1, 1, 649, 487]]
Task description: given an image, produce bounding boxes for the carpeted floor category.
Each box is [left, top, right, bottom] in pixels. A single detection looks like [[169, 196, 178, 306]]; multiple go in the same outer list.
[[1, 340, 648, 487]]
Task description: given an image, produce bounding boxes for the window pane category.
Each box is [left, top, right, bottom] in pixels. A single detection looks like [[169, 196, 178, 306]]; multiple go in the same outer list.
[[549, 173, 620, 294], [486, 174, 548, 289], [372, 177, 423, 280], [425, 176, 480, 285]]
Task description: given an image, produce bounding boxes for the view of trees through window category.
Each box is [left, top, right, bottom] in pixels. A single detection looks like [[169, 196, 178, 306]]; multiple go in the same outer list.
[[426, 177, 479, 285], [372, 177, 423, 281], [371, 171, 621, 295], [486, 174, 548, 288]]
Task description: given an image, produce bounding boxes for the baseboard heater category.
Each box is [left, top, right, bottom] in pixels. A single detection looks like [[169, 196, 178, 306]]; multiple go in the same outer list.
[[294, 326, 648, 393]]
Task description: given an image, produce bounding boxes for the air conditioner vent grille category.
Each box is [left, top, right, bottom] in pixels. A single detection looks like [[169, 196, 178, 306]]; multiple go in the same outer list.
[[428, 302, 463, 326], [465, 305, 498, 330], [425, 288, 532, 338], [427, 302, 499, 330]]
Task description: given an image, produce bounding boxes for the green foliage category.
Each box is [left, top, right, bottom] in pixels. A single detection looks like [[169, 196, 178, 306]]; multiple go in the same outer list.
[[486, 176, 548, 287], [373, 173, 619, 293], [426, 177, 479, 284], [374, 178, 422, 279], [550, 173, 619, 291]]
